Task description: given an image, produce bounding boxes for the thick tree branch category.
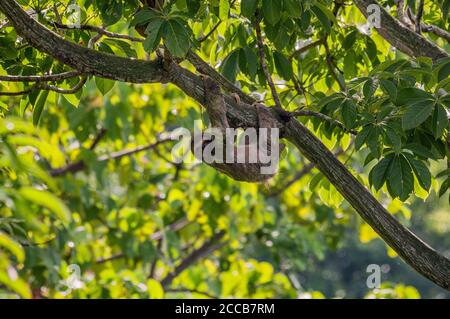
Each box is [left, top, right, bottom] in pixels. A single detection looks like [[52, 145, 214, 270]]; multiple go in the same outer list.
[[0, 0, 166, 83], [354, 0, 449, 62], [284, 119, 450, 290]]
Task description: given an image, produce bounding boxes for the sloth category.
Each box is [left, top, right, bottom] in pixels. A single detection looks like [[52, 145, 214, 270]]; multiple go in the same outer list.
[[192, 76, 285, 183]]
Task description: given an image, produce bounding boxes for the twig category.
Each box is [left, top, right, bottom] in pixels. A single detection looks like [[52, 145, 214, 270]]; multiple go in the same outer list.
[[96, 218, 190, 264], [292, 110, 357, 134], [415, 0, 424, 33], [160, 231, 226, 288], [40, 77, 87, 94], [323, 39, 346, 92], [198, 20, 222, 43], [89, 128, 107, 151], [0, 71, 82, 82], [50, 138, 173, 177], [254, 18, 283, 110], [53, 22, 144, 43], [290, 39, 324, 60], [165, 288, 218, 299]]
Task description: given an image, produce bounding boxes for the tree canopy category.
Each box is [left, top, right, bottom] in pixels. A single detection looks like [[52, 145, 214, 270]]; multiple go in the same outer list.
[[0, 0, 449, 298]]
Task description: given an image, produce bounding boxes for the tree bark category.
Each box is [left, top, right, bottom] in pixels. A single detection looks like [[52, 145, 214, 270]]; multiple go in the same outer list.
[[1, 0, 449, 290], [354, 0, 449, 62]]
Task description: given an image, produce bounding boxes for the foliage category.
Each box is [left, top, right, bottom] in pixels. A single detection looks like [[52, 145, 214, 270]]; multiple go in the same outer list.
[[0, 0, 449, 298]]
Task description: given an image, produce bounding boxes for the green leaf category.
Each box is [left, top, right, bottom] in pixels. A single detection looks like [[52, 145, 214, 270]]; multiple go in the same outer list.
[[95, 77, 115, 96], [311, 5, 332, 33], [262, 0, 282, 25], [130, 8, 158, 27], [384, 125, 402, 152], [436, 58, 450, 83], [387, 155, 414, 200], [221, 49, 240, 82], [341, 99, 357, 129], [363, 78, 378, 99], [380, 79, 397, 100], [436, 168, 450, 178], [396, 88, 433, 105], [407, 157, 431, 191], [219, 0, 230, 20], [283, 0, 302, 17], [402, 100, 435, 130], [32, 90, 49, 126], [439, 178, 450, 197], [243, 46, 258, 79], [162, 19, 191, 57], [0, 232, 25, 263], [19, 187, 71, 224], [143, 18, 164, 53], [241, 0, 259, 18], [355, 125, 371, 150], [273, 51, 293, 80], [369, 155, 393, 190], [432, 104, 448, 139]]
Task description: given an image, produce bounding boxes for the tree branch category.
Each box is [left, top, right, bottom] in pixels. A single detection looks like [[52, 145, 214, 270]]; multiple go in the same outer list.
[[292, 110, 356, 134], [160, 231, 226, 288], [96, 218, 190, 264], [354, 0, 449, 62], [50, 138, 172, 176], [0, 71, 81, 82], [415, 0, 424, 33], [254, 18, 283, 110]]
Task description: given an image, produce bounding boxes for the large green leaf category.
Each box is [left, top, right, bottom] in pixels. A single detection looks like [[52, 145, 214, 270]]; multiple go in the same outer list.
[[262, 0, 282, 25], [241, 0, 259, 18], [162, 19, 191, 57], [402, 100, 435, 130], [387, 155, 414, 200]]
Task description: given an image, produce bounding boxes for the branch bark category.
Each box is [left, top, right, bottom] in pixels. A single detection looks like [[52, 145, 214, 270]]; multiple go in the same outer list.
[[1, 0, 450, 290], [354, 0, 449, 62]]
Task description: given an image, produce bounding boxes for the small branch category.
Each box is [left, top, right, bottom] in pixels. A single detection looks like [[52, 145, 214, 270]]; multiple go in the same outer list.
[[421, 24, 450, 44], [290, 39, 324, 60], [40, 77, 87, 94], [96, 218, 190, 265], [89, 128, 107, 151], [254, 19, 283, 110], [165, 288, 218, 299], [0, 71, 82, 82], [53, 22, 144, 43], [323, 39, 346, 92], [197, 20, 222, 43], [0, 85, 37, 96], [415, 0, 424, 33], [50, 138, 172, 176], [292, 109, 356, 134], [160, 231, 226, 288]]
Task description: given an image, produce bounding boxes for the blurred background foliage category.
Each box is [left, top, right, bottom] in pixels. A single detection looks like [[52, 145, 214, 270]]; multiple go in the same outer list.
[[0, 0, 449, 299]]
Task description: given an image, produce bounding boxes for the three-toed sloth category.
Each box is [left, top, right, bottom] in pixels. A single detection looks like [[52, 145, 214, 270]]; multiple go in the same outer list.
[[192, 76, 285, 183]]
